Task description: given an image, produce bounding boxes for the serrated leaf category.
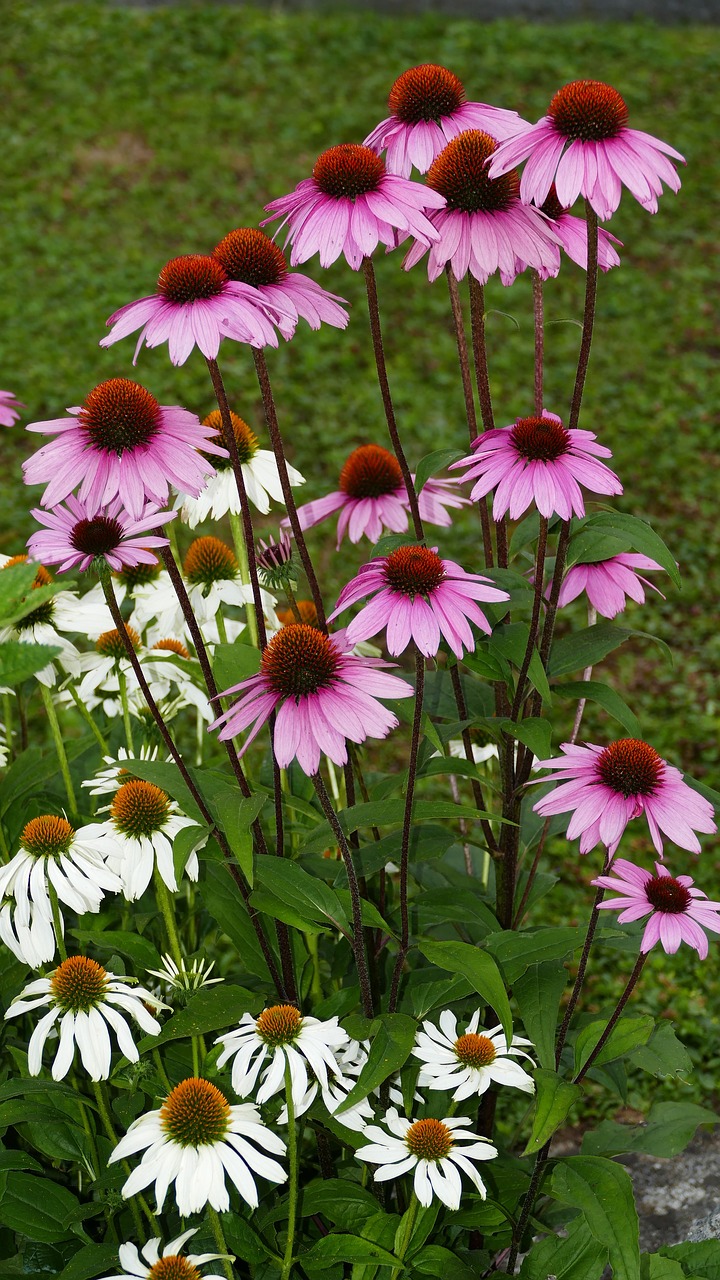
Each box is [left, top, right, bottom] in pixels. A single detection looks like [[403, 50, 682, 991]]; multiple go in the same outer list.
[[415, 448, 464, 493], [253, 856, 350, 934], [548, 622, 633, 677], [582, 1101, 718, 1159], [485, 927, 586, 984], [140, 983, 260, 1048], [551, 1156, 640, 1280], [657, 1241, 720, 1279], [523, 1069, 581, 1154], [336, 1014, 417, 1114], [574, 1015, 654, 1075], [553, 680, 640, 737], [0, 640, 61, 684], [418, 939, 512, 1043], [628, 1020, 693, 1078], [519, 1217, 607, 1280]]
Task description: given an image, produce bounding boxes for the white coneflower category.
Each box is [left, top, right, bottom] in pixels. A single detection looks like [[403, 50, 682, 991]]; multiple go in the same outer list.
[[4, 955, 166, 1080], [356, 1108, 497, 1209], [110, 1077, 287, 1214], [175, 409, 304, 523], [147, 953, 222, 994], [83, 779, 205, 900], [81, 744, 165, 797], [413, 1010, 535, 1101], [103, 1228, 230, 1280], [0, 815, 123, 968], [215, 1004, 349, 1111]]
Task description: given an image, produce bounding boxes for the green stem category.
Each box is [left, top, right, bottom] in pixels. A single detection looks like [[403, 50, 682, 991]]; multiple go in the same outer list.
[[153, 868, 183, 968], [48, 882, 67, 961], [2, 692, 14, 761], [192, 1035, 201, 1077], [281, 1057, 299, 1280], [92, 1081, 156, 1238], [117, 668, 135, 755], [391, 1192, 420, 1280], [229, 510, 259, 648], [65, 678, 109, 753], [215, 607, 229, 645], [207, 1206, 235, 1280], [39, 683, 77, 818], [152, 1047, 172, 1092]]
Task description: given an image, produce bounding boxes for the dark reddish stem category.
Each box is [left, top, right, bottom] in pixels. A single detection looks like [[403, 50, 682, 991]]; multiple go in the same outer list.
[[468, 275, 507, 568], [573, 953, 647, 1084], [568, 203, 599, 431], [449, 664, 497, 855], [362, 255, 424, 542], [445, 264, 494, 568], [512, 817, 551, 929], [510, 516, 548, 723], [532, 270, 544, 416], [555, 859, 611, 1068], [252, 348, 328, 631]]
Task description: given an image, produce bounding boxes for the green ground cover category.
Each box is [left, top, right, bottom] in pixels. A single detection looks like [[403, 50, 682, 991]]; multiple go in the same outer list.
[[1, 2, 718, 1116]]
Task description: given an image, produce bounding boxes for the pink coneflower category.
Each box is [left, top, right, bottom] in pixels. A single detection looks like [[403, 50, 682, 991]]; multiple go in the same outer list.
[[403, 130, 560, 285], [100, 253, 281, 366], [27, 495, 173, 573], [23, 378, 226, 521], [488, 80, 685, 221], [558, 553, 665, 618], [212, 228, 349, 340], [262, 144, 445, 270], [593, 860, 720, 959], [330, 546, 508, 659], [364, 63, 525, 178], [531, 185, 622, 278], [0, 389, 24, 427], [450, 411, 622, 521], [293, 444, 467, 548], [533, 740, 716, 858], [208, 623, 412, 775]]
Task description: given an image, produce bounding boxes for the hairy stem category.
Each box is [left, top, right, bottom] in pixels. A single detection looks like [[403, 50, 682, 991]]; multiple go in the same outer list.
[[573, 953, 647, 1084], [39, 683, 78, 819], [389, 651, 425, 1012], [445, 264, 493, 567], [532, 270, 544, 415], [568, 203, 599, 431]]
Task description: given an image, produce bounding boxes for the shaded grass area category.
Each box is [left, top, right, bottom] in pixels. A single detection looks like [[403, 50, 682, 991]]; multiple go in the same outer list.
[[1, 4, 718, 1110]]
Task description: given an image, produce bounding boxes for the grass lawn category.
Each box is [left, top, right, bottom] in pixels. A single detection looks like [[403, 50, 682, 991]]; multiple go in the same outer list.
[[1, 2, 718, 1113]]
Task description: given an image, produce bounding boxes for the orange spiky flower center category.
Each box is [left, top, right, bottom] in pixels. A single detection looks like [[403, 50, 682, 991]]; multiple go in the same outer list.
[[389, 64, 466, 124], [455, 1033, 497, 1068], [256, 1004, 303, 1046], [22, 815, 75, 858], [427, 130, 519, 214], [262, 624, 340, 698], [277, 600, 319, 629], [549, 81, 629, 142], [202, 408, 258, 468], [78, 379, 161, 455], [153, 638, 191, 659], [645, 875, 692, 914], [384, 546, 446, 597], [511, 415, 571, 462], [148, 1258, 202, 1280], [213, 227, 288, 286], [183, 536, 238, 585], [96, 626, 140, 659], [597, 739, 665, 798], [160, 1077, 230, 1147], [339, 444, 403, 499], [111, 779, 171, 838], [313, 144, 385, 200], [50, 956, 108, 1011], [157, 254, 227, 303], [405, 1118, 454, 1161]]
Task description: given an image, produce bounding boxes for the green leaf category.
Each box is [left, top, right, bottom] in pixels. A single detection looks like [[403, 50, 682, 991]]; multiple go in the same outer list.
[[0, 561, 38, 623], [411, 1244, 477, 1279], [72, 929, 161, 972], [173, 823, 209, 882], [253, 856, 350, 934], [337, 1014, 417, 1114], [301, 1234, 398, 1269], [574, 1015, 654, 1075], [372, 533, 422, 558], [485, 927, 586, 984], [0, 746, 47, 816], [118, 758, 203, 822], [488, 623, 552, 704], [301, 1180, 379, 1230], [211, 641, 262, 693], [0, 640, 61, 684], [0, 1151, 41, 1173], [519, 1217, 608, 1280], [207, 788, 265, 886], [415, 448, 464, 493], [335, 888, 397, 937], [0, 1171, 82, 1243], [582, 1101, 718, 1159], [202, 860, 276, 981], [657, 1241, 720, 1280], [628, 1019, 694, 1078], [548, 622, 633, 677], [551, 1156, 640, 1280], [500, 718, 552, 761], [57, 1245, 121, 1280], [337, 798, 497, 831], [553, 680, 640, 738], [220, 1214, 277, 1266], [523, 1069, 581, 1155], [140, 983, 260, 1048], [571, 512, 680, 587], [513, 962, 568, 1070], [417, 939, 512, 1044], [640, 1257, 687, 1280]]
